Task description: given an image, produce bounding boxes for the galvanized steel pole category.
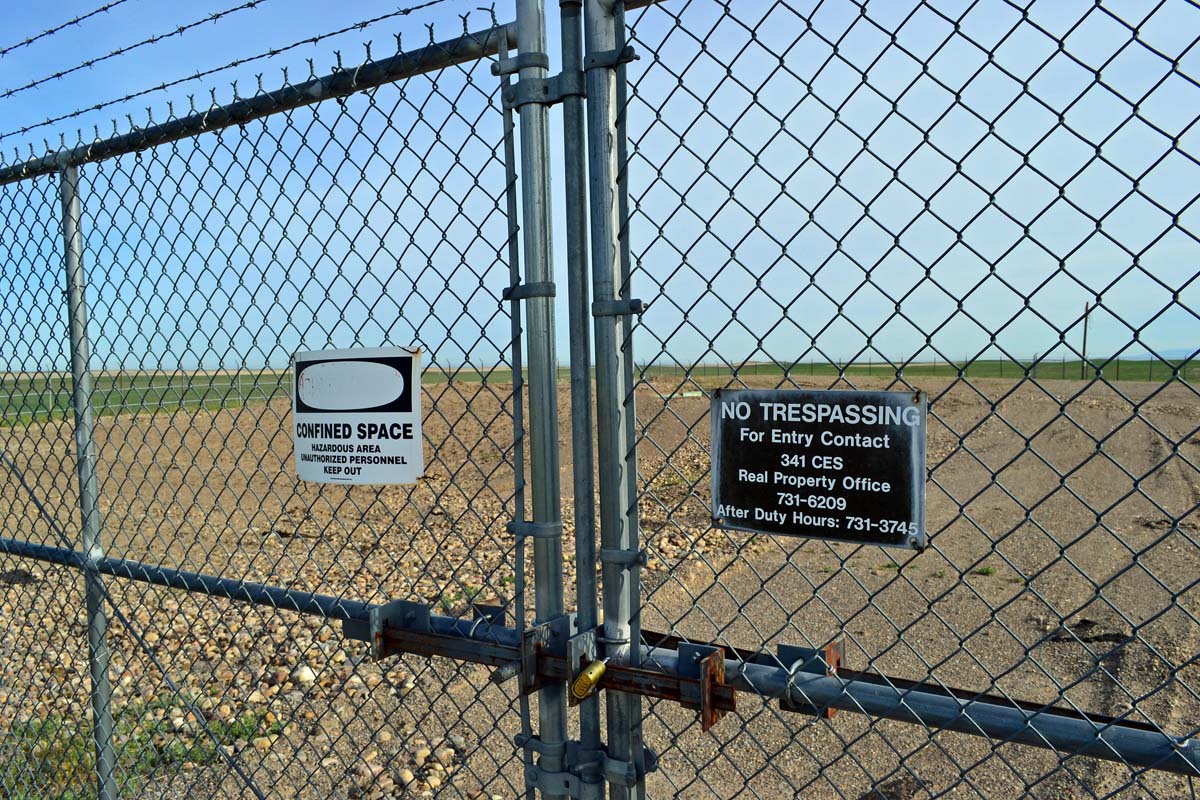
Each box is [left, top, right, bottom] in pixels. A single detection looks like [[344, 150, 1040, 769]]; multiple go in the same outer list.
[[583, 0, 645, 796], [497, 33, 538, 800], [59, 163, 118, 800], [559, 1, 605, 799], [612, 0, 642, 718], [514, 0, 569, 793]]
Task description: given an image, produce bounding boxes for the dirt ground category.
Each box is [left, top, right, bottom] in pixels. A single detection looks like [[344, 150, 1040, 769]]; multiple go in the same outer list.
[[1, 374, 1198, 798]]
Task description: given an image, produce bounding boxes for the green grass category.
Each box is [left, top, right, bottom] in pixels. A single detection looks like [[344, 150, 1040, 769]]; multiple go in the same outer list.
[[972, 566, 997, 577], [641, 357, 1199, 383], [3, 356, 1194, 426], [0, 700, 282, 799], [0, 372, 292, 426], [0, 367, 577, 426]]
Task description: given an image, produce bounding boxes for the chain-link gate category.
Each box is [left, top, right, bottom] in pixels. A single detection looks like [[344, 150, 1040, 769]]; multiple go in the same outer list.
[[620, 0, 1200, 798], [0, 14, 554, 799], [1, 0, 1199, 799]]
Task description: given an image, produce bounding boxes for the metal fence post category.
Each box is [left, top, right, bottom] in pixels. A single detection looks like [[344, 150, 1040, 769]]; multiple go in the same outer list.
[[59, 163, 118, 800], [559, 1, 605, 799], [584, 0, 645, 797], [514, 0, 570, 793]]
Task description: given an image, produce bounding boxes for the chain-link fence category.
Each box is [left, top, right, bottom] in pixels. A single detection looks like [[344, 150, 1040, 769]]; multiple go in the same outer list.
[[625, 0, 1200, 797], [1, 0, 1199, 798], [0, 14, 543, 799]]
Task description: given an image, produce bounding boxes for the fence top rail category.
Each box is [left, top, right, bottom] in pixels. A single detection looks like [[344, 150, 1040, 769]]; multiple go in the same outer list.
[[0, 21, 517, 187]]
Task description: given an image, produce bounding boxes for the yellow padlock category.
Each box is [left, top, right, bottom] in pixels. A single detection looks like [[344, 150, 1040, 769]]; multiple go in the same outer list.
[[571, 659, 608, 701]]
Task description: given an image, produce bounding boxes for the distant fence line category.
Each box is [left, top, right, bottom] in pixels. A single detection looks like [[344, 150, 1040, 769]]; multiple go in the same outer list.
[[1, 356, 1194, 423]]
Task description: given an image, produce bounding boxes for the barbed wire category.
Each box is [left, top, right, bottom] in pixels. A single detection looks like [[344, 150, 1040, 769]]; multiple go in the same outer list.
[[0, 0, 136, 59], [0, 0, 457, 147], [0, 0, 272, 102]]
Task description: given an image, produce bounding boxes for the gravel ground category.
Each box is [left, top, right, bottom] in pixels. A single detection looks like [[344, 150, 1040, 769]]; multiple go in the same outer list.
[[1, 375, 1197, 798]]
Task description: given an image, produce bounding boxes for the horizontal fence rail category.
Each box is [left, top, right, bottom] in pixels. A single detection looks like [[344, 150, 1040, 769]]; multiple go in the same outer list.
[[4, 531, 1196, 778], [0, 22, 517, 185]]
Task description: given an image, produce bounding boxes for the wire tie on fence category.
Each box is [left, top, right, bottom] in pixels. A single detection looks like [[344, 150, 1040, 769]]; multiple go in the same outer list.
[[506, 520, 563, 540], [502, 280, 556, 301], [782, 658, 819, 714], [1173, 737, 1200, 770], [583, 44, 638, 70]]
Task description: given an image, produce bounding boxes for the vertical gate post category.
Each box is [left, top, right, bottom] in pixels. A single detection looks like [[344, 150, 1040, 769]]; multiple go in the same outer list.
[[59, 163, 118, 800], [513, 0, 570, 793], [584, 0, 645, 797], [612, 0, 641, 707], [559, 1, 606, 799]]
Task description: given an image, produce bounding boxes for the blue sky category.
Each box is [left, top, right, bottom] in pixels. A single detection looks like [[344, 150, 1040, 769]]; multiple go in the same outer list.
[[623, 0, 1200, 369], [0, 0, 1197, 374]]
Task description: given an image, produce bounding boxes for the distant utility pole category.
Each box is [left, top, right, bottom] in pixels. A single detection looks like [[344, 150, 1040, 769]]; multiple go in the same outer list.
[[1081, 301, 1090, 380]]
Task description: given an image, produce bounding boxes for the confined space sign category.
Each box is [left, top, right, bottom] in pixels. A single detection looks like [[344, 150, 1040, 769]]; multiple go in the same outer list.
[[711, 388, 927, 550], [292, 347, 423, 484]]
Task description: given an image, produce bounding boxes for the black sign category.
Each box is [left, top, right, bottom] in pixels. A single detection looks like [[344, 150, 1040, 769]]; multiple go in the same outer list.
[[711, 388, 927, 550]]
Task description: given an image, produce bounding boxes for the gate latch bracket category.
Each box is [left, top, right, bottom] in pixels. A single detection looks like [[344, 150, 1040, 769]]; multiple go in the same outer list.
[[520, 613, 575, 694], [567, 741, 659, 788], [526, 764, 581, 798], [363, 599, 430, 660], [516, 734, 582, 797], [492, 52, 551, 75], [507, 520, 564, 541], [678, 642, 733, 731], [517, 736, 659, 796], [493, 49, 585, 110]]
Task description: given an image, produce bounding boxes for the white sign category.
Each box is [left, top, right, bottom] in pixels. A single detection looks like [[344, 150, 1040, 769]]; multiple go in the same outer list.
[[292, 347, 423, 484]]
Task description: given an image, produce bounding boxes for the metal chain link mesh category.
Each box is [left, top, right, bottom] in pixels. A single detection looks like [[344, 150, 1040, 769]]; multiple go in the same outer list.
[[624, 0, 1199, 797], [1, 0, 1199, 798], [0, 16, 535, 799]]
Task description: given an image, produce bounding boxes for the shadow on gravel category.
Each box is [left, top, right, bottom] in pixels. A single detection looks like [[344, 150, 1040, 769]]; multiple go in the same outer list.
[[858, 774, 924, 799], [0, 568, 36, 585]]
